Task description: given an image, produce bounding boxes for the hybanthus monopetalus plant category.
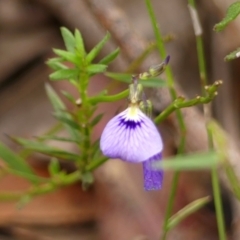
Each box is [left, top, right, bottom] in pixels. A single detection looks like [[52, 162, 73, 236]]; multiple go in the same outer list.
[[0, 27, 223, 205], [100, 57, 170, 190]]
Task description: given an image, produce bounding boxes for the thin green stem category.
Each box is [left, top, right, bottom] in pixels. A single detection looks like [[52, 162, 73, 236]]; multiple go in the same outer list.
[[144, 1, 186, 239], [196, 36, 207, 92], [211, 167, 226, 239], [154, 85, 220, 124], [89, 89, 129, 104], [161, 133, 186, 240], [188, 0, 207, 93], [188, 0, 226, 239], [77, 61, 92, 167], [161, 171, 180, 240], [144, 0, 186, 135], [207, 122, 226, 240]]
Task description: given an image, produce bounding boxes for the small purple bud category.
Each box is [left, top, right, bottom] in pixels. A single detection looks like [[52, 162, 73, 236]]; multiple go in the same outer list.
[[165, 55, 170, 65]]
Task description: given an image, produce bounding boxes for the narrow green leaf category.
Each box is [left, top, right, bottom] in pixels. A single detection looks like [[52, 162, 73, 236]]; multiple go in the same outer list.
[[139, 78, 167, 87], [45, 84, 81, 141], [37, 135, 80, 144], [214, 2, 240, 32], [60, 27, 76, 53], [225, 161, 240, 200], [0, 143, 42, 183], [105, 72, 167, 87], [8, 169, 48, 183], [86, 32, 110, 63], [91, 113, 104, 127], [75, 29, 85, 57], [14, 138, 80, 161], [0, 143, 33, 174], [53, 113, 81, 131], [45, 83, 65, 110], [105, 72, 131, 83], [48, 158, 61, 176], [167, 196, 211, 230], [49, 69, 79, 81], [46, 58, 67, 70], [209, 120, 240, 201], [224, 47, 240, 61], [99, 48, 120, 65], [87, 64, 107, 74], [61, 91, 76, 104], [53, 49, 80, 65], [153, 152, 219, 171]]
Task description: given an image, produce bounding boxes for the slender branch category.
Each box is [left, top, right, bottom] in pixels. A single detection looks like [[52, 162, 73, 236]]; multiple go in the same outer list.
[[144, 1, 186, 239], [88, 89, 129, 104], [188, 1, 227, 239]]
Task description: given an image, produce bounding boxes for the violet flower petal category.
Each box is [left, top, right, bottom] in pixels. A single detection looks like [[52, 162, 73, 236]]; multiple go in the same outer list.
[[100, 107, 163, 163], [143, 152, 163, 191]]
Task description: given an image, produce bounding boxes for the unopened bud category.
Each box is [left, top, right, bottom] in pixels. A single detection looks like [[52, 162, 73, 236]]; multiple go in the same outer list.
[[139, 72, 151, 80], [76, 98, 82, 107]]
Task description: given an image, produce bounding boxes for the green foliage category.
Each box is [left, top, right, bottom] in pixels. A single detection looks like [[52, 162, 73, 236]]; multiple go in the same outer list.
[[0, 143, 46, 183], [167, 196, 210, 230], [60, 27, 76, 53], [48, 158, 61, 176], [0, 143, 34, 175], [86, 32, 110, 63], [99, 48, 120, 65], [214, 1, 240, 32], [224, 47, 240, 61], [13, 138, 80, 161], [214, 1, 240, 62], [154, 152, 219, 171], [45, 84, 81, 141]]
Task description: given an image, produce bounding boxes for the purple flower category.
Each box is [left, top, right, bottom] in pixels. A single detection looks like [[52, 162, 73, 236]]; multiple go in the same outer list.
[[100, 105, 163, 190]]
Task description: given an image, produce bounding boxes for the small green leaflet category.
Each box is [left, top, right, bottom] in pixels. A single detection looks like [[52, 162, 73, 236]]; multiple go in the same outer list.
[[13, 138, 80, 161], [50, 69, 79, 81], [87, 64, 107, 74], [214, 1, 240, 32], [86, 32, 110, 63], [60, 27, 76, 53], [45, 84, 81, 141], [90, 113, 104, 127], [48, 158, 61, 176], [46, 58, 67, 71], [75, 29, 86, 57], [0, 143, 47, 183], [224, 47, 240, 61], [53, 49, 80, 65], [99, 48, 120, 65]]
